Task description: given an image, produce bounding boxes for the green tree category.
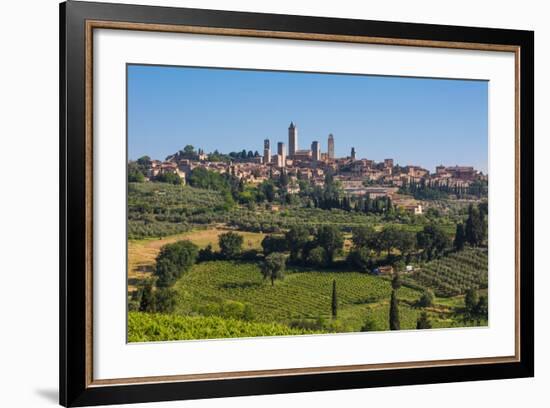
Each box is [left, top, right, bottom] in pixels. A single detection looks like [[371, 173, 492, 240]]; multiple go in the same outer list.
[[454, 223, 466, 251], [138, 281, 155, 312], [306, 246, 327, 267], [389, 289, 400, 330], [476, 295, 488, 320], [154, 288, 178, 313], [183, 145, 195, 157], [379, 226, 401, 256], [465, 204, 485, 246], [155, 240, 198, 286], [218, 232, 244, 259], [128, 162, 146, 182], [279, 172, 289, 187], [261, 235, 287, 256], [197, 244, 216, 262], [416, 312, 432, 329], [285, 226, 310, 262], [464, 288, 480, 314], [136, 155, 151, 167], [351, 226, 377, 249], [347, 247, 370, 272], [416, 224, 451, 260], [360, 318, 379, 332], [260, 181, 276, 202], [391, 271, 402, 290], [331, 279, 338, 318], [261, 252, 286, 286], [315, 225, 344, 264], [396, 230, 416, 260]]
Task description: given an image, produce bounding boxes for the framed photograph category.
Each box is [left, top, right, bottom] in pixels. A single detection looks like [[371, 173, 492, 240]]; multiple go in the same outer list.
[[60, 1, 534, 406]]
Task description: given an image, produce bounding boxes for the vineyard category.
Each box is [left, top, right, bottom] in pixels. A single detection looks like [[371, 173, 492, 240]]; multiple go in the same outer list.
[[173, 261, 421, 323], [128, 255, 486, 341], [128, 312, 319, 342], [408, 247, 488, 297]]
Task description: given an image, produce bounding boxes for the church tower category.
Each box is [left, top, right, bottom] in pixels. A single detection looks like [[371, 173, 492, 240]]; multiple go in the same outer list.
[[288, 122, 298, 157]]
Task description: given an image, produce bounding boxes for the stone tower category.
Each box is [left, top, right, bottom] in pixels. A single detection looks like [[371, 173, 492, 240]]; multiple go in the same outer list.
[[328, 134, 335, 160], [288, 122, 298, 157], [263, 139, 271, 164], [311, 141, 320, 162], [277, 142, 286, 167]]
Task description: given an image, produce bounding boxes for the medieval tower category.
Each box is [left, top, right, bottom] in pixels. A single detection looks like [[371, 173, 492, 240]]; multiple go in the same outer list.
[[328, 134, 335, 160], [288, 122, 298, 157]]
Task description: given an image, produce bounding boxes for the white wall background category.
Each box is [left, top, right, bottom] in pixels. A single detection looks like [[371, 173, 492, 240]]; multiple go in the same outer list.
[[0, 0, 545, 407]]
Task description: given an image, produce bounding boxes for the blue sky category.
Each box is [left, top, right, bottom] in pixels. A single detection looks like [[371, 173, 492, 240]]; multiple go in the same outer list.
[[128, 65, 488, 173]]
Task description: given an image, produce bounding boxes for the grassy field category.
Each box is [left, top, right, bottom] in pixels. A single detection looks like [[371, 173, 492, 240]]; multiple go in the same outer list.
[[128, 228, 265, 291]]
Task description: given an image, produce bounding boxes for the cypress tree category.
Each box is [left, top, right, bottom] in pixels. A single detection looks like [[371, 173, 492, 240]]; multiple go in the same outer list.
[[454, 223, 466, 251], [331, 279, 338, 318], [389, 289, 400, 330], [465, 204, 484, 246], [392, 271, 402, 290]]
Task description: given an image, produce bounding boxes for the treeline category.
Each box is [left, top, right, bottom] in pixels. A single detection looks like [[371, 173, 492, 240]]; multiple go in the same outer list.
[[347, 223, 451, 273], [399, 179, 488, 200], [260, 222, 449, 272], [168, 145, 261, 163]]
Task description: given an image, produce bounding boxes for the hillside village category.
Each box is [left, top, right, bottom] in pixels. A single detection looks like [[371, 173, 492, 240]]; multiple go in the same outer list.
[[134, 122, 487, 216]]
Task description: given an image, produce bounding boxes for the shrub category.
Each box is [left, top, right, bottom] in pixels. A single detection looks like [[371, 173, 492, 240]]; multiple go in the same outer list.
[[197, 244, 217, 262], [416, 311, 432, 329], [360, 318, 379, 332], [417, 289, 435, 307], [197, 300, 255, 321]]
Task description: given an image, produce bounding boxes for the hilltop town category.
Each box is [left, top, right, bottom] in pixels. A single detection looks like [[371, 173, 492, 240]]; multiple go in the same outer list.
[[128, 121, 489, 339], [132, 122, 487, 215]]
